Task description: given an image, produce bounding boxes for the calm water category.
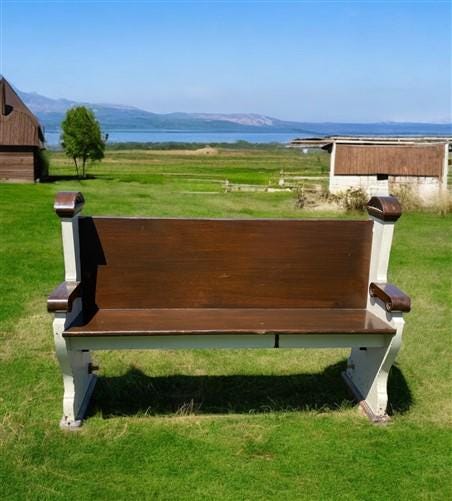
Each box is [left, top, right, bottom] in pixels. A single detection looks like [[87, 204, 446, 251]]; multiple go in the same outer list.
[[45, 124, 451, 147], [45, 130, 302, 146]]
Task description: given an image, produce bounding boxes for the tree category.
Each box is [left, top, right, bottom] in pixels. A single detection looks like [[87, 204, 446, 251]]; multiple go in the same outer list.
[[61, 106, 105, 178]]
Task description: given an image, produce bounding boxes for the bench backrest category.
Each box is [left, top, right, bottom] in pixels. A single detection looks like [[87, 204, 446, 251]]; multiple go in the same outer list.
[[78, 217, 373, 310]]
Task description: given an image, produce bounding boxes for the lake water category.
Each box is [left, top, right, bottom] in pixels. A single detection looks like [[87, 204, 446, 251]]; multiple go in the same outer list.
[[45, 124, 452, 147], [45, 130, 303, 147]]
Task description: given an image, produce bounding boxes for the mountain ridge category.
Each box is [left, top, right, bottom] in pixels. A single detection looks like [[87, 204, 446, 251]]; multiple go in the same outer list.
[[18, 89, 452, 136]]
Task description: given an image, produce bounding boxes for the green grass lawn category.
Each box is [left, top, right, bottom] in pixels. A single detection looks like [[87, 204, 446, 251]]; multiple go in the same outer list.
[[1, 148, 451, 500]]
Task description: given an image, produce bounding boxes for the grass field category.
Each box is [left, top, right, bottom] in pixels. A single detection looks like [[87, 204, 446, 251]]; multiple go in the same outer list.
[[1, 148, 451, 500]]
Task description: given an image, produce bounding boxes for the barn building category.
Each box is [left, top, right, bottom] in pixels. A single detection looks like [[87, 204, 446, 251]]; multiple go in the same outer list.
[[289, 136, 451, 203], [0, 77, 46, 182]]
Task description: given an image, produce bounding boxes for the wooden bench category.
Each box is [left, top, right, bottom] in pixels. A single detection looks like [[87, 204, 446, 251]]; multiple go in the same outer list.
[[48, 192, 410, 428]]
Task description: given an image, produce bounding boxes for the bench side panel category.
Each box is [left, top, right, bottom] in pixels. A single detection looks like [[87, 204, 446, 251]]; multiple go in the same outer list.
[[78, 218, 373, 310]]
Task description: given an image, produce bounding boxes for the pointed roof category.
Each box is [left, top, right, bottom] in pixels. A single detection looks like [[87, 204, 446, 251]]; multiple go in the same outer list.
[[0, 76, 45, 147]]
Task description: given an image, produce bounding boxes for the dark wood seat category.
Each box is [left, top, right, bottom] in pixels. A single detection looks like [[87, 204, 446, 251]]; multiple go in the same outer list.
[[64, 308, 396, 337]]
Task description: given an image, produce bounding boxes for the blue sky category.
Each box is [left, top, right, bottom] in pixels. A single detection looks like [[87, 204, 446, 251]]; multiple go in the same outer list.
[[1, 0, 450, 122]]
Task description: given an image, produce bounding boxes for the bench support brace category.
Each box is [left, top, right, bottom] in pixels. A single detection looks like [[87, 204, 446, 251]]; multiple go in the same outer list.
[[54, 312, 96, 429], [342, 203, 406, 421], [343, 315, 403, 421]]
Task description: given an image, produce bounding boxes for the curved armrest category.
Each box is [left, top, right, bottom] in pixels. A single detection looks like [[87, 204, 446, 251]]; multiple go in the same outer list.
[[54, 192, 85, 218], [369, 282, 411, 313], [47, 281, 81, 312], [367, 196, 402, 222]]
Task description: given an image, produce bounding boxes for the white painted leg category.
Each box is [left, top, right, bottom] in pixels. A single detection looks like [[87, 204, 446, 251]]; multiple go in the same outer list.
[[53, 313, 96, 429], [343, 316, 404, 421]]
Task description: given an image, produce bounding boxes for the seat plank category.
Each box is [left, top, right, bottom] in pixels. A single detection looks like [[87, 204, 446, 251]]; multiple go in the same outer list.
[[64, 308, 395, 337]]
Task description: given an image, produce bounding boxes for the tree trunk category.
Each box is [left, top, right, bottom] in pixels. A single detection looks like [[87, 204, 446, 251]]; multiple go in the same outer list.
[[73, 157, 80, 179]]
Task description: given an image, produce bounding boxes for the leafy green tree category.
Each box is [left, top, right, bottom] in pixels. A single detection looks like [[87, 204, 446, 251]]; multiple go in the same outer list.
[[61, 106, 105, 178]]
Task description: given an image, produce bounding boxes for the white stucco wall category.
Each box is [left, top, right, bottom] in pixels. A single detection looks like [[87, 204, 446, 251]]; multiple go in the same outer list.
[[329, 174, 445, 203], [329, 175, 390, 196]]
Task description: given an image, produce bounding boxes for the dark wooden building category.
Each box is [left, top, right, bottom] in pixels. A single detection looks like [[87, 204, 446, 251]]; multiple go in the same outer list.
[[0, 77, 45, 182]]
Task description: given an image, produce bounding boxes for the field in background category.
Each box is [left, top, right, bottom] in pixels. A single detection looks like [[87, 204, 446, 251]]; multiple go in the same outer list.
[[1, 147, 451, 499], [48, 146, 330, 201]]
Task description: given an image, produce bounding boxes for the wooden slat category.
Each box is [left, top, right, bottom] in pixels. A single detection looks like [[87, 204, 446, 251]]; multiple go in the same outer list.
[[64, 308, 395, 337], [0, 151, 35, 180], [0, 111, 41, 146], [0, 77, 43, 147], [334, 143, 445, 177], [78, 217, 373, 310]]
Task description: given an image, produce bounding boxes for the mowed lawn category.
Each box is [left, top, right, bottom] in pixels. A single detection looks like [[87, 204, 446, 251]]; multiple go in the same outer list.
[[0, 148, 451, 500]]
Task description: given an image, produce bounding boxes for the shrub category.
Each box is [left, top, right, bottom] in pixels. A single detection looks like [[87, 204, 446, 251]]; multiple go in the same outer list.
[[391, 185, 451, 215], [341, 187, 368, 212], [390, 185, 422, 212], [37, 149, 50, 180], [295, 184, 306, 208], [437, 191, 451, 216]]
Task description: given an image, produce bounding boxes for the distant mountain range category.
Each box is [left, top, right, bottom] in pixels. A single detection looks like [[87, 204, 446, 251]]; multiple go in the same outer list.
[[19, 89, 452, 137]]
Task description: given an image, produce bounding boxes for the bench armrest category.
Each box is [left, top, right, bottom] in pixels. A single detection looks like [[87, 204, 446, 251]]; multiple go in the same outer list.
[[47, 281, 81, 312], [369, 282, 411, 313]]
